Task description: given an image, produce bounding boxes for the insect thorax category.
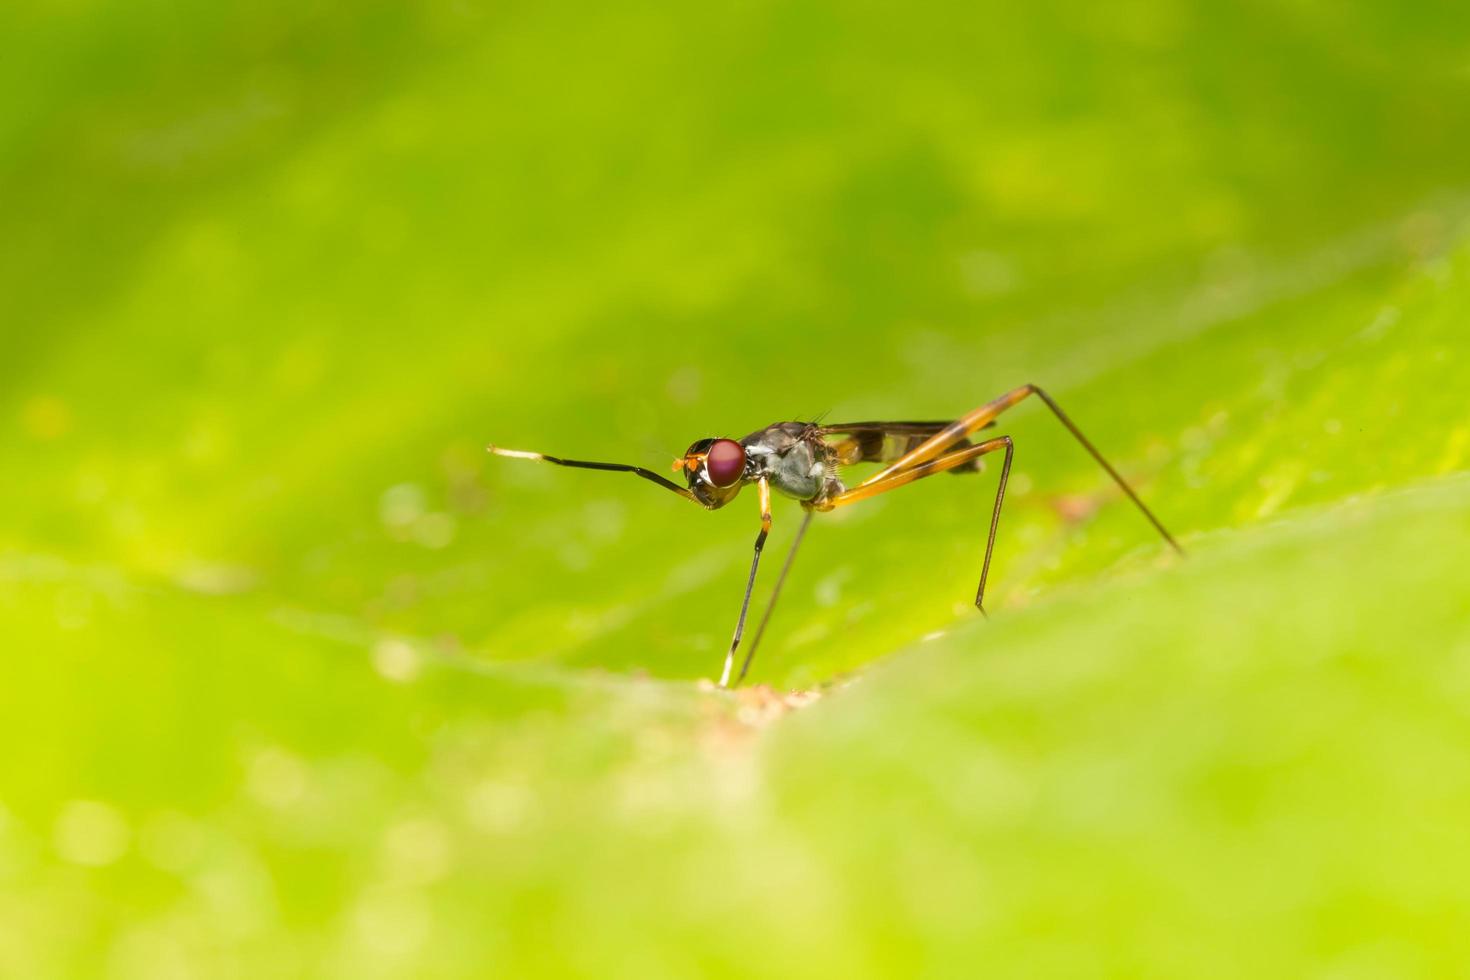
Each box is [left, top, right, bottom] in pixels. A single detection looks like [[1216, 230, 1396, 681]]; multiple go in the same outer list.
[[742, 423, 843, 504]]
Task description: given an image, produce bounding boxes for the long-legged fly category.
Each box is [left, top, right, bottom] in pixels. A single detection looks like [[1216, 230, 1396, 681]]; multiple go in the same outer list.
[[489, 384, 1182, 688]]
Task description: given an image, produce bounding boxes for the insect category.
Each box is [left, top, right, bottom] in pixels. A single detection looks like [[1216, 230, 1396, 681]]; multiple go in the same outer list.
[[488, 384, 1182, 689]]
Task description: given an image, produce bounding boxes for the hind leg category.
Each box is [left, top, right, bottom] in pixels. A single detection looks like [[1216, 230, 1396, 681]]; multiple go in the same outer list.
[[858, 385, 1181, 555]]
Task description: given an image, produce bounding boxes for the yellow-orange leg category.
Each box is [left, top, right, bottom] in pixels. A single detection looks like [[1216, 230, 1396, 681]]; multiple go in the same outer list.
[[859, 384, 1182, 554], [827, 436, 1014, 613], [719, 477, 773, 688]]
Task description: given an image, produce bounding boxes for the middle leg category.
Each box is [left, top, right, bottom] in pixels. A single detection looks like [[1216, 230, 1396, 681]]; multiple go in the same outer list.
[[825, 435, 1014, 613]]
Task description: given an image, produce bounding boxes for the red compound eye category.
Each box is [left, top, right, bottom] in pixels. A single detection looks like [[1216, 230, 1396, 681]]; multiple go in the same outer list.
[[705, 439, 746, 488]]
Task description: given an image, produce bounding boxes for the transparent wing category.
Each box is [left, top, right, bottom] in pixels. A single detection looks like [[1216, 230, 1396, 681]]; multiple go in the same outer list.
[[816, 420, 995, 468]]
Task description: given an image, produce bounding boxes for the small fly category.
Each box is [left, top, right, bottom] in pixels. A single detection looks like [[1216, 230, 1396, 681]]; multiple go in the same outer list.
[[488, 384, 1183, 688]]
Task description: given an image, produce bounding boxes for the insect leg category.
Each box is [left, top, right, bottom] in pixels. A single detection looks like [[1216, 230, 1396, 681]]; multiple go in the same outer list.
[[718, 478, 773, 689], [856, 388, 1028, 487], [858, 385, 1181, 554], [974, 436, 1013, 614], [734, 508, 815, 687], [827, 436, 1014, 613]]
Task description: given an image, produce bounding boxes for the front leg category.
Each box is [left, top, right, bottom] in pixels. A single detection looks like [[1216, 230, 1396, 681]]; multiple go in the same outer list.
[[718, 477, 772, 688]]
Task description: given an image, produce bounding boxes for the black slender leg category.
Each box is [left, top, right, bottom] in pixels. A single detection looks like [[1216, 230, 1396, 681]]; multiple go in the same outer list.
[[974, 436, 1014, 615], [718, 478, 773, 689], [735, 509, 814, 687], [719, 526, 768, 688], [1028, 387, 1183, 555]]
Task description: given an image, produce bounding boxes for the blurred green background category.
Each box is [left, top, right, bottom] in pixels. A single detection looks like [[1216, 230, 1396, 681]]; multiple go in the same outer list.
[[3, 0, 1470, 976]]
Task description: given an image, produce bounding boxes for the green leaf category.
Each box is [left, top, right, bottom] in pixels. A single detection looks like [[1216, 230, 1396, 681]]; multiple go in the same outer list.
[[3, 0, 1469, 975]]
